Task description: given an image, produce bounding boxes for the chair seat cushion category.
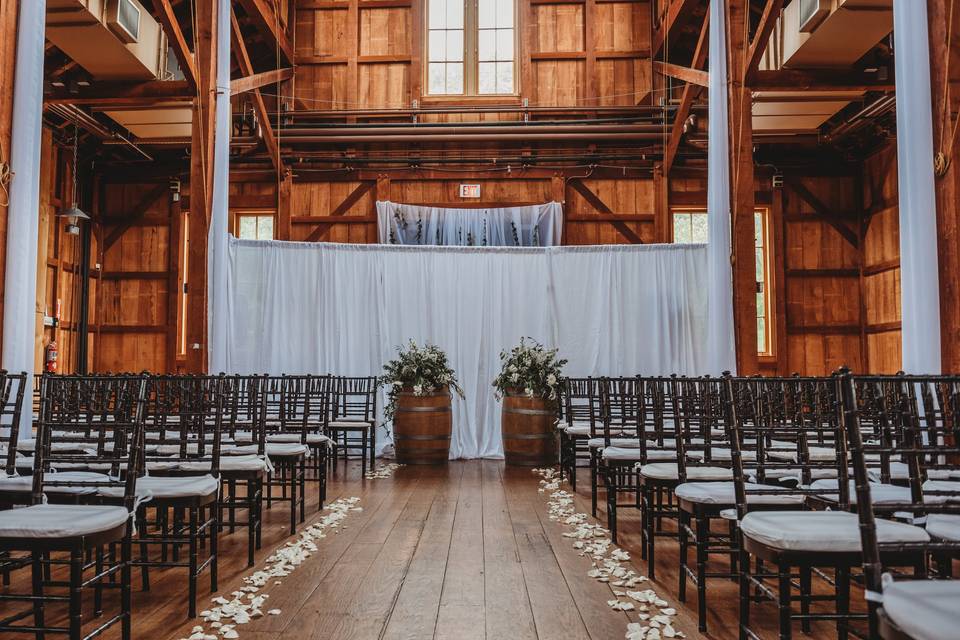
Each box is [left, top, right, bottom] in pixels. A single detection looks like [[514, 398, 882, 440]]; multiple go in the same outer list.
[[0, 471, 110, 496], [588, 437, 642, 449], [767, 445, 836, 463], [637, 463, 732, 482], [739, 510, 929, 553], [181, 455, 269, 473], [563, 425, 592, 436], [925, 514, 960, 541], [922, 479, 960, 504], [675, 481, 806, 506], [328, 420, 373, 429], [0, 504, 129, 539], [882, 579, 960, 640], [265, 443, 309, 458], [101, 474, 219, 501], [810, 479, 914, 505], [602, 447, 676, 462], [266, 433, 304, 443]]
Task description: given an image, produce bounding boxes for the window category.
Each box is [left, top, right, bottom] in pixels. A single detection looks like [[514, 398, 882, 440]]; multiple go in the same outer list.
[[427, 0, 516, 96], [235, 214, 275, 240], [671, 209, 775, 356]]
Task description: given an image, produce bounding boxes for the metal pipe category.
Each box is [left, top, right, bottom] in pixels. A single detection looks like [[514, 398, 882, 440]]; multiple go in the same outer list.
[[278, 124, 665, 137], [283, 132, 666, 144]]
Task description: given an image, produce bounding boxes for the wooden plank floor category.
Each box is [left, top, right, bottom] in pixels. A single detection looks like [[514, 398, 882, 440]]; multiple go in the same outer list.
[[1, 461, 708, 640]]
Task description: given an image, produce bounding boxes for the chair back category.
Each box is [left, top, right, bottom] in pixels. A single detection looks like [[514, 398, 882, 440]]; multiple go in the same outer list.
[[0, 371, 27, 477]]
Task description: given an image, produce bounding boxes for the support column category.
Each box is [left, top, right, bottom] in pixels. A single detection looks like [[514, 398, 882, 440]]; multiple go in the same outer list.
[[893, 0, 941, 374], [2, 0, 45, 432], [186, 0, 218, 373], [0, 0, 19, 346], [928, 0, 959, 372]]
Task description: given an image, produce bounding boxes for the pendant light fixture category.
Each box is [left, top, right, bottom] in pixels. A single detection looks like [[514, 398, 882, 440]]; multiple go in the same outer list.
[[58, 115, 90, 230]]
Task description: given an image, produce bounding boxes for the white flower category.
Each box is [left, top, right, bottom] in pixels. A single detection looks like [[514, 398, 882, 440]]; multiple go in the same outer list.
[[525, 387, 534, 397], [547, 374, 557, 386], [510, 373, 519, 382], [413, 384, 423, 395]]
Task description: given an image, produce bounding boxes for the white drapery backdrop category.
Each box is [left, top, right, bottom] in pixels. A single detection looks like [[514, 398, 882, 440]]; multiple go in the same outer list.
[[219, 240, 708, 459], [376, 201, 563, 246]]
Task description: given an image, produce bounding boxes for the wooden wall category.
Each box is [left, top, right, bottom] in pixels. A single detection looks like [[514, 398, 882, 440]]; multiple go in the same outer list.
[[292, 0, 651, 112], [0, 0, 17, 349]]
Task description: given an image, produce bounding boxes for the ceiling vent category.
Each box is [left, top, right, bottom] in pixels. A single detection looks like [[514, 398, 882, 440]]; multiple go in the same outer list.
[[798, 0, 830, 32], [106, 0, 141, 43]]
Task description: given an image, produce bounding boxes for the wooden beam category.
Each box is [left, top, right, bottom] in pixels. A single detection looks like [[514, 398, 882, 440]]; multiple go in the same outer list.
[[236, 0, 294, 67], [230, 11, 283, 175], [185, 0, 218, 373], [0, 0, 16, 345], [568, 179, 644, 243], [44, 81, 193, 106], [231, 67, 294, 95], [101, 184, 170, 252], [149, 0, 198, 91], [727, 0, 759, 374], [304, 182, 376, 242], [751, 69, 895, 92], [785, 178, 860, 248], [663, 10, 709, 175], [744, 0, 783, 84], [652, 0, 700, 57], [653, 61, 708, 87]]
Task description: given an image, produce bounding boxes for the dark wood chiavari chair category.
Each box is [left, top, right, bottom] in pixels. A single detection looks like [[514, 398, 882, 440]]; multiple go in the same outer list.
[[328, 376, 377, 476], [0, 371, 29, 585], [841, 371, 960, 640], [258, 375, 312, 531], [0, 373, 148, 640], [558, 377, 601, 493]]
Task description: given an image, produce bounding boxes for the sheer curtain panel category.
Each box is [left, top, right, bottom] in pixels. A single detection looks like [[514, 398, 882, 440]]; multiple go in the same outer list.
[[219, 240, 708, 459], [377, 201, 563, 246]]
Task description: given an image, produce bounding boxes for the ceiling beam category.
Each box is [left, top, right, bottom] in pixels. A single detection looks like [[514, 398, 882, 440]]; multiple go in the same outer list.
[[653, 61, 708, 88], [44, 81, 193, 106], [568, 178, 644, 243], [786, 178, 860, 248], [231, 10, 283, 175], [751, 69, 894, 92], [664, 10, 709, 175], [236, 0, 294, 67], [231, 67, 294, 94], [304, 181, 376, 242], [744, 0, 783, 83], [652, 0, 700, 58], [102, 184, 170, 251], [149, 0, 198, 91]]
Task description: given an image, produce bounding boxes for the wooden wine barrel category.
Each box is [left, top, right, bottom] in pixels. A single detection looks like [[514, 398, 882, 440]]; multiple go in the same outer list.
[[501, 394, 559, 466], [393, 388, 452, 465]]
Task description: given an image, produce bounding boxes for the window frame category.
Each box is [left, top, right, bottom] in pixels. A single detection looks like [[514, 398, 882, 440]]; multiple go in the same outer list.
[[669, 207, 777, 358], [233, 211, 276, 241], [423, 0, 520, 99]]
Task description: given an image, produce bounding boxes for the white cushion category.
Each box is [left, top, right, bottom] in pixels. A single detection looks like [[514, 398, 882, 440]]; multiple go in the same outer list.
[[637, 463, 732, 482], [228, 431, 254, 444], [0, 504, 129, 538], [266, 433, 304, 443], [767, 445, 836, 463], [0, 471, 110, 496], [704, 447, 757, 462], [739, 510, 929, 552], [925, 514, 960, 541], [810, 479, 914, 505], [180, 455, 269, 473], [265, 443, 309, 457], [675, 481, 806, 506], [306, 433, 332, 445], [100, 474, 219, 501], [602, 447, 676, 462], [923, 479, 960, 504], [563, 425, 591, 436], [882, 580, 960, 640], [328, 420, 373, 428], [588, 437, 642, 449]]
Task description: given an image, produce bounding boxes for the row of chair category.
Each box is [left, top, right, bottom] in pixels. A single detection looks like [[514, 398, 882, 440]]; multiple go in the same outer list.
[[0, 371, 377, 640], [556, 372, 960, 640]]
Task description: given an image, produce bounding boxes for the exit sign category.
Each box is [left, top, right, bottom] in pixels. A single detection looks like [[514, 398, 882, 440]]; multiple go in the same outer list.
[[459, 184, 481, 198]]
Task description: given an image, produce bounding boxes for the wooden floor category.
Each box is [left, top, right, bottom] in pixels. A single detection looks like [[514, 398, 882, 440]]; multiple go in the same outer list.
[[3, 460, 873, 640]]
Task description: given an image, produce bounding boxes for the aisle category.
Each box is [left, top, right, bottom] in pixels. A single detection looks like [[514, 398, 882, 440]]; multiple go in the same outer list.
[[138, 461, 700, 640]]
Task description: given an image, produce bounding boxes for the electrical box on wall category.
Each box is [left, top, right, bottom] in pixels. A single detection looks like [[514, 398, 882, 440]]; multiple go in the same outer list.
[[459, 184, 481, 199]]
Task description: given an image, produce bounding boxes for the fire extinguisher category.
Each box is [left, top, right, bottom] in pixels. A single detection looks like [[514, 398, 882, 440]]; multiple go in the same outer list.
[[45, 341, 58, 373]]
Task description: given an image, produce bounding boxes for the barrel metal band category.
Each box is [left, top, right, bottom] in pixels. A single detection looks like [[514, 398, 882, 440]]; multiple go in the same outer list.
[[394, 434, 452, 441], [504, 407, 557, 416], [503, 432, 556, 440], [396, 406, 451, 413]]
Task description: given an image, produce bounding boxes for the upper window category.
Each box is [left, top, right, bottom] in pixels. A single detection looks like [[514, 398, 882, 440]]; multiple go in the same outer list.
[[427, 0, 516, 96], [236, 214, 275, 241], [671, 208, 775, 357]]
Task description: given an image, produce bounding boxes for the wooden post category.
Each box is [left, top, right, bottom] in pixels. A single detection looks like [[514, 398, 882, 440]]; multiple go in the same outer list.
[[185, 0, 218, 373], [0, 0, 18, 348], [728, 0, 759, 374], [277, 170, 293, 240], [928, 0, 960, 372]]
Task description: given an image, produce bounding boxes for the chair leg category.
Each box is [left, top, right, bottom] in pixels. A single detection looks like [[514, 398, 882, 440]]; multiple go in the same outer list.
[[138, 514, 150, 592], [678, 509, 689, 603], [590, 452, 598, 517], [777, 561, 792, 640], [370, 428, 376, 473], [94, 546, 104, 616], [289, 463, 298, 534], [738, 545, 750, 640], [247, 478, 257, 567], [836, 567, 850, 640], [69, 548, 83, 639], [299, 459, 306, 523], [728, 519, 739, 582], [188, 507, 198, 618], [121, 533, 132, 640], [799, 566, 812, 634], [605, 466, 617, 544], [695, 515, 709, 633], [361, 430, 368, 476], [32, 553, 44, 640], [645, 487, 656, 577], [209, 504, 219, 592]]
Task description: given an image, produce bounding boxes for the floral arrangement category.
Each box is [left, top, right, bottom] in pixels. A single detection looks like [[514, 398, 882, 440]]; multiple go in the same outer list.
[[380, 341, 464, 422], [493, 338, 567, 401]]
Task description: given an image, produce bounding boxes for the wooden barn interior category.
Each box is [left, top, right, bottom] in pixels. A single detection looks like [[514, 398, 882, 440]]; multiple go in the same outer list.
[[0, 1, 958, 639]]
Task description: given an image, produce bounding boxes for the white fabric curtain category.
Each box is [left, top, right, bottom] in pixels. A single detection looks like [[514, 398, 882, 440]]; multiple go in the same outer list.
[[207, 0, 232, 373], [219, 240, 709, 459], [376, 201, 563, 246], [892, 0, 942, 374], [704, 0, 737, 376], [2, 0, 47, 435]]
